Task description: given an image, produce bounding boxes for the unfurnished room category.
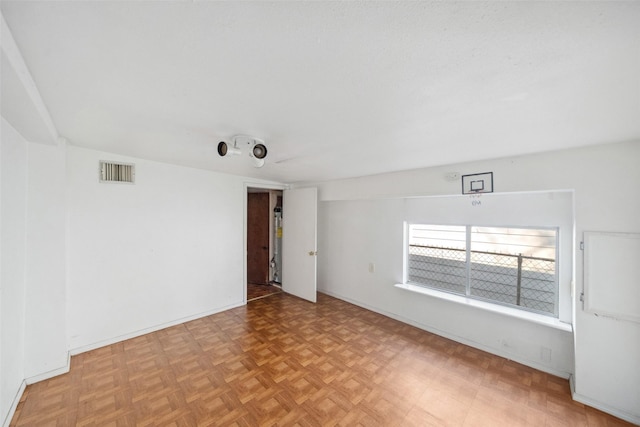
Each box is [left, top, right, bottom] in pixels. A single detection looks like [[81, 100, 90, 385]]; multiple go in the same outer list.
[[1, 1, 639, 426]]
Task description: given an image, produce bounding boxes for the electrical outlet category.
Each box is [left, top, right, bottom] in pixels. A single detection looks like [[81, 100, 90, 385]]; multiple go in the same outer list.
[[368, 263, 375, 273], [541, 347, 552, 362]]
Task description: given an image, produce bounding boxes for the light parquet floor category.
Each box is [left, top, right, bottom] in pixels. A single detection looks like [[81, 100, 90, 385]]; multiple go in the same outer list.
[[247, 283, 282, 302], [11, 293, 634, 426]]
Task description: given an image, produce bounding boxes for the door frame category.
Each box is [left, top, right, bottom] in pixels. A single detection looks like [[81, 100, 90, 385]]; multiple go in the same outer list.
[[243, 182, 287, 304]]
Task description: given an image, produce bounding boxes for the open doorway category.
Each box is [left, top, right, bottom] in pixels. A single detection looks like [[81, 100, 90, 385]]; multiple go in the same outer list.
[[247, 187, 283, 301]]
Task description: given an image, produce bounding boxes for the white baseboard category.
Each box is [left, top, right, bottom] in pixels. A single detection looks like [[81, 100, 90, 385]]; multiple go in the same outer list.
[[319, 289, 571, 379], [4, 355, 71, 425], [69, 301, 245, 356], [2, 380, 26, 427], [25, 351, 71, 385], [5, 302, 245, 425], [570, 376, 640, 425]]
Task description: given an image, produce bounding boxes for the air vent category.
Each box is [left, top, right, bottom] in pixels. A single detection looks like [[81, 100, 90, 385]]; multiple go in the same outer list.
[[100, 161, 135, 183]]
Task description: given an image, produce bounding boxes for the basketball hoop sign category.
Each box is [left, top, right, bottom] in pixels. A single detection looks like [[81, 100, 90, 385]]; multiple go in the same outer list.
[[462, 172, 493, 195]]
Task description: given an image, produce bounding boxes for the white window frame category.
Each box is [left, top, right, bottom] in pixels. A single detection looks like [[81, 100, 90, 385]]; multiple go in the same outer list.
[[404, 223, 560, 317]]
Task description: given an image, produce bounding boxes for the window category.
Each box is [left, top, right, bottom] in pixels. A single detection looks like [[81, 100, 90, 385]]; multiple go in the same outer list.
[[407, 224, 558, 317]]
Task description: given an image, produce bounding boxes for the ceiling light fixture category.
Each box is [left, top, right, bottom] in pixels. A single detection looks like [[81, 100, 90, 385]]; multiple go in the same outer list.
[[217, 141, 241, 157], [217, 135, 268, 168]]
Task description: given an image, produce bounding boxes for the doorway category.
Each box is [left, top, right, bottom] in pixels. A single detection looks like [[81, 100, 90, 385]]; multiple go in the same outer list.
[[247, 187, 283, 301]]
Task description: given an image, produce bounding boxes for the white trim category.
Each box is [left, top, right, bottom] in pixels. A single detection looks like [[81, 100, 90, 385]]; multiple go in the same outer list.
[[0, 11, 59, 145], [244, 182, 288, 191], [2, 380, 26, 427], [405, 222, 561, 318], [243, 182, 288, 304], [321, 289, 572, 379], [395, 283, 572, 332], [25, 353, 71, 384], [319, 187, 576, 202], [69, 302, 243, 356], [570, 376, 640, 425]]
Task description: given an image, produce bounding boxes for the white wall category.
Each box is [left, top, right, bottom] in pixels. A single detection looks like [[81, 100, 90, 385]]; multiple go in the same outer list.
[[1, 136, 281, 424], [313, 140, 640, 421], [2, 125, 637, 424], [0, 118, 67, 424], [318, 192, 574, 376], [1, 119, 28, 426], [66, 146, 274, 352], [23, 140, 68, 380]]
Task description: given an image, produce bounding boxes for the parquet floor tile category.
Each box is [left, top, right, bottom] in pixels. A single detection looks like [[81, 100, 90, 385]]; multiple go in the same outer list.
[[11, 292, 636, 426], [248, 283, 282, 302]]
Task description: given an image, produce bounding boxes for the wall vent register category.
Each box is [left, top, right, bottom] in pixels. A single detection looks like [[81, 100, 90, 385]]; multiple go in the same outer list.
[[100, 161, 135, 184]]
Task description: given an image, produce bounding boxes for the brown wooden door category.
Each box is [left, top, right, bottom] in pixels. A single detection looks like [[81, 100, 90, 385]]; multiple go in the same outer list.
[[247, 192, 270, 284]]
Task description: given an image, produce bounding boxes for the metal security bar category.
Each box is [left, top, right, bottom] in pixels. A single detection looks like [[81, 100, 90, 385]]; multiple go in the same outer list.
[[408, 244, 556, 315], [408, 246, 467, 294]]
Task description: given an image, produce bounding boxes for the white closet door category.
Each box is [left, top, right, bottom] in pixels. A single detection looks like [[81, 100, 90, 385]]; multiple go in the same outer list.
[[282, 187, 317, 303]]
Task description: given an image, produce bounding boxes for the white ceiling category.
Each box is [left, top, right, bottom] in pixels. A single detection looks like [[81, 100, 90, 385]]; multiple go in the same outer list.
[[1, 1, 639, 184]]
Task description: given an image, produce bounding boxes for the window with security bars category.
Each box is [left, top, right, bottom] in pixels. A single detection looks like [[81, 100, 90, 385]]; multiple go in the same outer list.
[[407, 224, 558, 316]]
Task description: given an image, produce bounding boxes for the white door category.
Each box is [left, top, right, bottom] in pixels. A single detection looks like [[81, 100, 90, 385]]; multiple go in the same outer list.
[[573, 232, 640, 422], [282, 187, 317, 303]]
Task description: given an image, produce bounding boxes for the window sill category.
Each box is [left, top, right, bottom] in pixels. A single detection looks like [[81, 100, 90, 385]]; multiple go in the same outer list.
[[394, 283, 573, 333]]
